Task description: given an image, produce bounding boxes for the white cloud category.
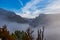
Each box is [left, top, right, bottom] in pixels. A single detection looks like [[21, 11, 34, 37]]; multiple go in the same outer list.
[[18, 0, 23, 6], [17, 0, 42, 18], [18, 10, 35, 18], [17, 0, 60, 18], [21, 0, 41, 11], [18, 10, 42, 18], [44, 0, 60, 14], [21, 0, 42, 16]]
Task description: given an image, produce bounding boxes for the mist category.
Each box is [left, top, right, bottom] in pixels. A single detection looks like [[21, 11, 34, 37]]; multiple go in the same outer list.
[[0, 18, 29, 33], [0, 13, 60, 40], [44, 14, 60, 40]]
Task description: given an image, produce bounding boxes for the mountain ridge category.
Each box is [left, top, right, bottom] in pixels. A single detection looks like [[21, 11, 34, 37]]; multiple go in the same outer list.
[[0, 8, 28, 23]]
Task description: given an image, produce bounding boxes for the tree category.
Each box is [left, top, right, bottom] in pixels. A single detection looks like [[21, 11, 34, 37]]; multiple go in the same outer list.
[[36, 26, 46, 40], [14, 30, 23, 40], [22, 28, 34, 40], [0, 25, 16, 40]]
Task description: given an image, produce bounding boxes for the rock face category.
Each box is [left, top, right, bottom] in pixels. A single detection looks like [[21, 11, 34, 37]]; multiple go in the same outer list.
[[0, 8, 28, 23]]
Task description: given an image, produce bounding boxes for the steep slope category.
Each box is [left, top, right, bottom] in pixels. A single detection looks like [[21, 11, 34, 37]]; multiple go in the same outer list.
[[0, 8, 28, 23]]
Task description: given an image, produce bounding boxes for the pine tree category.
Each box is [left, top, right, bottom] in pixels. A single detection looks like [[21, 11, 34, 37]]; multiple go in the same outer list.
[[0, 25, 16, 40], [22, 28, 34, 40]]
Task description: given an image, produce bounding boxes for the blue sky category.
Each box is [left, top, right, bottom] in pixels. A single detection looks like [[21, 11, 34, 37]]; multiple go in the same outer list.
[[0, 0, 30, 10], [0, 0, 60, 18]]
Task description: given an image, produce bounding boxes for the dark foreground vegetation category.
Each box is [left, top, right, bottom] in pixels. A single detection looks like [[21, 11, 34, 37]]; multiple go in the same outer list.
[[0, 25, 46, 40]]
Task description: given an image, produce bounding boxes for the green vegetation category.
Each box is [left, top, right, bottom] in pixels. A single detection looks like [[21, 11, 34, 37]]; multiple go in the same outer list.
[[0, 25, 46, 40]]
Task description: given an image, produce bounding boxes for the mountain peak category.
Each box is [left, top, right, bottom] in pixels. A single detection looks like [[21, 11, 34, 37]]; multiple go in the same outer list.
[[0, 8, 28, 23]]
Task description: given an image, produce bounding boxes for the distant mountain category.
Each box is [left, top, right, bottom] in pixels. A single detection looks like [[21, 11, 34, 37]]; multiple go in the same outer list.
[[0, 8, 28, 23], [0, 8, 30, 32], [29, 14, 50, 27], [30, 13, 60, 27]]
